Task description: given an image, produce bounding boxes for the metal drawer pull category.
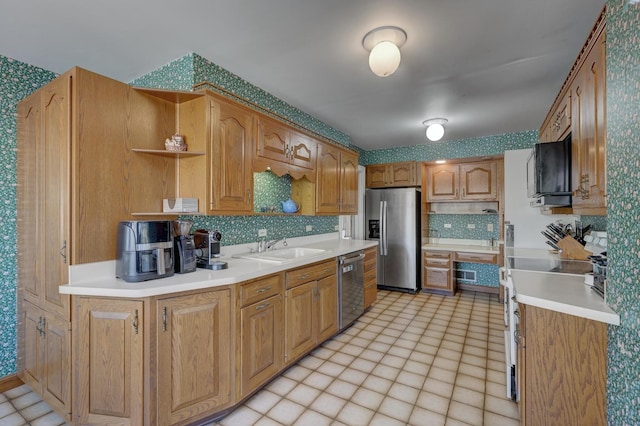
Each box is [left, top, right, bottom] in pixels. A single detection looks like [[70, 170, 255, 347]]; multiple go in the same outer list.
[[296, 274, 310, 280], [133, 309, 139, 334], [256, 286, 272, 293], [256, 302, 270, 310]]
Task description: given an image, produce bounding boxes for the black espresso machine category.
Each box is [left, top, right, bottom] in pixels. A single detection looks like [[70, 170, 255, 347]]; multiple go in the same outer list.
[[173, 220, 197, 274]]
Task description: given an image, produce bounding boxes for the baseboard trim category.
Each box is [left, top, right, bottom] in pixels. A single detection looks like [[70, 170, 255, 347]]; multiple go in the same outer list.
[[0, 374, 24, 393], [458, 284, 499, 295]]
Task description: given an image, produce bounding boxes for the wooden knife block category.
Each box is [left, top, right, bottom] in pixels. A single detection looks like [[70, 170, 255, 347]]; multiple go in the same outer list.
[[556, 236, 592, 260]]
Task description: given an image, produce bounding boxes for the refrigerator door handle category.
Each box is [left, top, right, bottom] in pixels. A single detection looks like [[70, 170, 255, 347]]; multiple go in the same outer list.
[[381, 200, 388, 255]]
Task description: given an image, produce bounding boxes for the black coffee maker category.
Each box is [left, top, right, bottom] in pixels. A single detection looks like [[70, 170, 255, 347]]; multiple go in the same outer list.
[[173, 220, 197, 274]]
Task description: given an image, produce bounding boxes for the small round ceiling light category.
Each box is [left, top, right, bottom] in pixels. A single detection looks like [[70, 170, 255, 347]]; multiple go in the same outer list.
[[362, 26, 407, 77], [423, 118, 449, 142]]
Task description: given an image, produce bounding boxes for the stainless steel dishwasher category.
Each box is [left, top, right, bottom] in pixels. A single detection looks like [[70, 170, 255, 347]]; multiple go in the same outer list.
[[338, 251, 365, 330]]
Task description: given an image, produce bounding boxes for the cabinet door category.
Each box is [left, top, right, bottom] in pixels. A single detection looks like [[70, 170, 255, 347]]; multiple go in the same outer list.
[[316, 144, 341, 214], [240, 295, 283, 397], [41, 76, 71, 318], [158, 290, 232, 425], [209, 98, 254, 213], [256, 116, 289, 165], [427, 165, 459, 201], [75, 298, 144, 426], [21, 301, 43, 392], [425, 267, 452, 291], [389, 162, 416, 186], [460, 162, 497, 200], [17, 93, 41, 305], [340, 150, 358, 213], [316, 275, 338, 343], [42, 314, 71, 417], [572, 29, 606, 213], [289, 130, 316, 170], [285, 282, 316, 363], [366, 165, 389, 188]]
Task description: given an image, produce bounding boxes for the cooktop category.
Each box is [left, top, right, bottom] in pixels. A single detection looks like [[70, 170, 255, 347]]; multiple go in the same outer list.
[[507, 257, 593, 275]]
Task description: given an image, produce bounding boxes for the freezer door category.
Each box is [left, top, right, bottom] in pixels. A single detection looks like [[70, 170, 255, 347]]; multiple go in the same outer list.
[[365, 189, 384, 284], [381, 188, 419, 290]]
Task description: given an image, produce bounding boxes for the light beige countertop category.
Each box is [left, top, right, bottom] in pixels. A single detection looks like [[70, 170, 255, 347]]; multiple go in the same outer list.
[[510, 269, 619, 326], [422, 238, 500, 254], [60, 233, 377, 298]]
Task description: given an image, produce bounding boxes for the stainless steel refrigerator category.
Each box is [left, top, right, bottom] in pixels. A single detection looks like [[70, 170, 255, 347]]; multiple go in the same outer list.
[[365, 187, 421, 292]]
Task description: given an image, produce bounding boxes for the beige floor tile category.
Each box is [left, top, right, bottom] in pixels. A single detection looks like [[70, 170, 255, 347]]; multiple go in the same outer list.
[[303, 371, 334, 390], [379, 395, 414, 423], [427, 366, 457, 384], [297, 355, 324, 370], [338, 344, 365, 358], [362, 374, 393, 394], [452, 385, 485, 409], [246, 390, 282, 415], [293, 409, 332, 426], [447, 400, 484, 426], [336, 401, 375, 425], [1, 412, 28, 426], [0, 401, 17, 418], [415, 390, 451, 415], [350, 387, 386, 411], [283, 365, 312, 382], [372, 363, 401, 381], [316, 360, 346, 377], [286, 383, 321, 406], [455, 373, 486, 394], [484, 394, 520, 420], [423, 377, 455, 398], [218, 406, 261, 426], [359, 348, 385, 363], [461, 353, 487, 368], [267, 398, 305, 424], [265, 376, 298, 396], [458, 362, 487, 380], [309, 392, 346, 418], [409, 406, 447, 426], [388, 345, 412, 359], [379, 354, 405, 369], [484, 410, 522, 426], [432, 356, 460, 372], [326, 379, 358, 400], [396, 370, 427, 389], [387, 382, 420, 405], [403, 359, 430, 377], [368, 342, 391, 353]]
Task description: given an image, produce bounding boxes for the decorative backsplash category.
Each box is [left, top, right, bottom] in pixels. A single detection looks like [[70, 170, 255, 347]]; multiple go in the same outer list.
[[428, 214, 500, 241], [0, 55, 56, 376]]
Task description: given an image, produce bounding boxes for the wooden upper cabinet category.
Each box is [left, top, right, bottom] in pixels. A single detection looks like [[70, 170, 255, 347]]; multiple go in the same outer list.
[[571, 25, 606, 215], [157, 289, 232, 425], [540, 90, 571, 142], [460, 162, 498, 200], [366, 162, 417, 188], [316, 143, 358, 214], [426, 161, 498, 202], [426, 165, 459, 201], [255, 115, 316, 179], [209, 96, 255, 214]]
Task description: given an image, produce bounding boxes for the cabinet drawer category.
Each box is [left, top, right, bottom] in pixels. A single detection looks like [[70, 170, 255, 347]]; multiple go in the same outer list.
[[425, 257, 451, 267], [423, 250, 451, 259], [425, 267, 451, 289], [240, 274, 283, 307], [286, 259, 336, 289], [454, 252, 498, 264]]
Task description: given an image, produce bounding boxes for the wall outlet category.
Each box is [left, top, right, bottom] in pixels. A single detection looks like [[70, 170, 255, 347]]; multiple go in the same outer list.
[[467, 224, 476, 229], [487, 223, 494, 232], [334, 225, 339, 231], [444, 224, 452, 229], [306, 225, 313, 232], [258, 229, 267, 237]]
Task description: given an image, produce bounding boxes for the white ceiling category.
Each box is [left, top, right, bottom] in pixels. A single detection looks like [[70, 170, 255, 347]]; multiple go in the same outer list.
[[0, 0, 605, 150]]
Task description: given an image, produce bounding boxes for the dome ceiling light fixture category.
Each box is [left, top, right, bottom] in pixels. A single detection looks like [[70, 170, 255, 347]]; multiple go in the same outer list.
[[423, 118, 449, 142], [362, 26, 407, 77]]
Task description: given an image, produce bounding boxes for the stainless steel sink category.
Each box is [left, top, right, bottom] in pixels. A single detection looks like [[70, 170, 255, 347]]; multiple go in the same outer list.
[[232, 247, 327, 264]]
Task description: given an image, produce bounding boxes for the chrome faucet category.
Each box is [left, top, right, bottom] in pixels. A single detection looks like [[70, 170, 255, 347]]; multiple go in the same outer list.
[[265, 237, 287, 251]]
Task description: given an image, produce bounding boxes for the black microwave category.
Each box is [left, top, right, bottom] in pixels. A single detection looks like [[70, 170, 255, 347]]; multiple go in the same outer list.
[[526, 134, 572, 206]]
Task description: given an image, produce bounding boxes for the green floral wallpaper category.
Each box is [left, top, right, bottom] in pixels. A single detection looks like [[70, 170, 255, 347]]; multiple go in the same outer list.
[[0, 56, 56, 376], [605, 1, 640, 423]]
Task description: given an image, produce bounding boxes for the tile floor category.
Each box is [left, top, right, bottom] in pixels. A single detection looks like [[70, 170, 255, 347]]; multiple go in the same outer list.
[[1, 289, 519, 426]]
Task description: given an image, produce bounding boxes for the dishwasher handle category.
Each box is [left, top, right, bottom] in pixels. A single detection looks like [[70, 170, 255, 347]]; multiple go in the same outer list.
[[340, 252, 365, 265]]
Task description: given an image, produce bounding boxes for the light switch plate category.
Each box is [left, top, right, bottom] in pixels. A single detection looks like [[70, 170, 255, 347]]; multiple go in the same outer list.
[[306, 225, 313, 232], [334, 225, 339, 231], [258, 229, 267, 237], [467, 224, 476, 229], [487, 224, 494, 232], [444, 224, 452, 228]]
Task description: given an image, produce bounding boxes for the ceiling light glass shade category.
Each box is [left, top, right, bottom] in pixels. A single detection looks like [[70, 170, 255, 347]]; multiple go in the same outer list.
[[426, 123, 445, 141], [369, 41, 401, 77]]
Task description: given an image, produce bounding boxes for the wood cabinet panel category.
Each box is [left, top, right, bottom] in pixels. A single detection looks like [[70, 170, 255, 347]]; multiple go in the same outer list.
[[75, 297, 144, 425], [285, 282, 316, 362], [366, 162, 417, 188], [240, 294, 283, 397], [157, 290, 232, 425], [316, 275, 338, 343], [363, 247, 378, 309], [423, 251, 455, 295], [316, 144, 358, 214], [210, 97, 254, 213], [240, 274, 283, 307], [454, 252, 498, 264], [255, 116, 316, 175], [426, 161, 498, 202], [426, 165, 459, 200], [285, 260, 335, 289], [519, 303, 607, 426]]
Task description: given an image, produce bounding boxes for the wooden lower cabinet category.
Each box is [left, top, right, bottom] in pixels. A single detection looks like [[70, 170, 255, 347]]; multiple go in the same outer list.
[[422, 251, 455, 295], [74, 297, 144, 426], [21, 301, 71, 420], [157, 289, 232, 426], [285, 261, 338, 364], [363, 247, 378, 309], [517, 303, 607, 426], [239, 274, 284, 398]]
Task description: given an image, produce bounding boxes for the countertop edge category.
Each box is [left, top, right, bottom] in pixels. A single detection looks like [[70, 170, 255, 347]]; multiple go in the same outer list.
[[60, 239, 378, 298]]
